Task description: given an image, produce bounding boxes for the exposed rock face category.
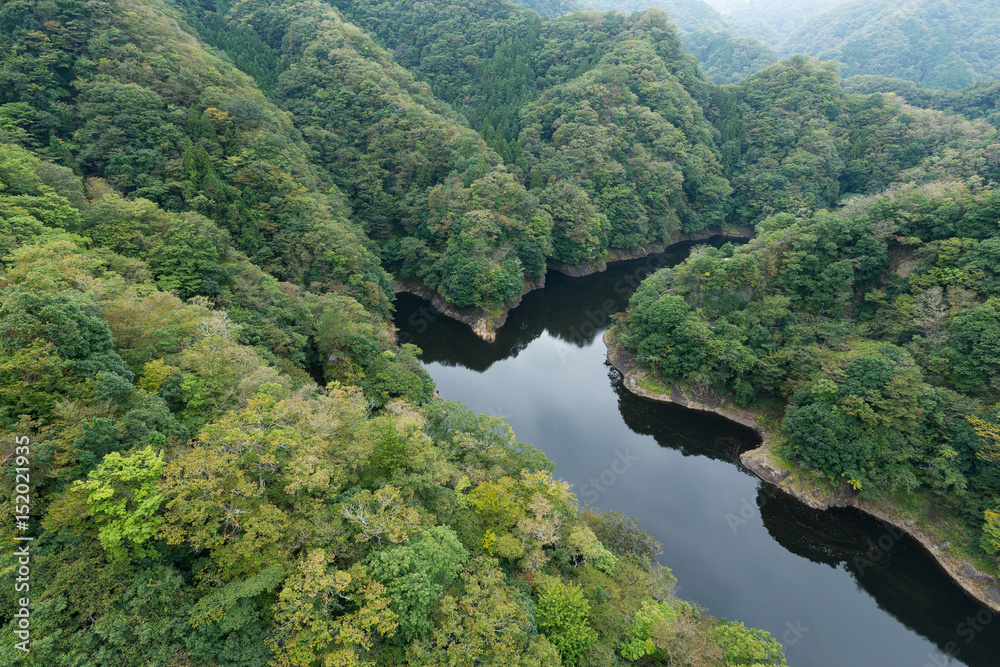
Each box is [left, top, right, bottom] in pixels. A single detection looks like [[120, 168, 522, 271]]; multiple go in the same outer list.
[[739, 444, 859, 511], [959, 564, 998, 586], [603, 329, 1000, 613]]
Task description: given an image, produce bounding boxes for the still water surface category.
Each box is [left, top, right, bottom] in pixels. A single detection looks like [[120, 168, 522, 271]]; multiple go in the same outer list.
[[395, 240, 1000, 667]]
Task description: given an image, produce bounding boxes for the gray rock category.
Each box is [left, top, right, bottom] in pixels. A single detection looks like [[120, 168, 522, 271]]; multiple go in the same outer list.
[[986, 586, 1000, 605], [904, 520, 914, 527], [937, 541, 952, 550], [958, 564, 996, 586]]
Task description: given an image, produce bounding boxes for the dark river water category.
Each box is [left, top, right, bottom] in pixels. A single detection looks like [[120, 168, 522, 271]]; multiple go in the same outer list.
[[394, 239, 1000, 667]]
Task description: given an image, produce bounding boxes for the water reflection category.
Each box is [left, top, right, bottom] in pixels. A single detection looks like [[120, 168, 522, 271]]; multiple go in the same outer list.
[[759, 498, 999, 666], [397, 239, 731, 371], [611, 366, 752, 463], [612, 357, 1000, 665], [395, 241, 1000, 667]]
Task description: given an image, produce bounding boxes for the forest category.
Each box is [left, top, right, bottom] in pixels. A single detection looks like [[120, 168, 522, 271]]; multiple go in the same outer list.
[[608, 22, 1000, 588], [0, 0, 801, 664], [2, 0, 1000, 664], [569, 0, 1000, 91], [779, 0, 1000, 90], [607, 31, 1000, 589]]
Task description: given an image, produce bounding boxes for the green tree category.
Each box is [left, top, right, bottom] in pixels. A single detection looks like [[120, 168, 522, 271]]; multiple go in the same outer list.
[[711, 620, 786, 666], [535, 577, 597, 666], [367, 526, 468, 643], [407, 557, 547, 666]]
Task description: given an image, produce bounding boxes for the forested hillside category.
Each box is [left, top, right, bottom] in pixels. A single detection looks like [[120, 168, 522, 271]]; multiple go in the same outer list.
[[3, 0, 1000, 663], [614, 63, 1000, 571], [713, 58, 1000, 224], [584, 0, 1000, 91], [0, 0, 797, 664], [0, 0, 393, 311], [780, 0, 1000, 90], [268, 0, 732, 275], [844, 76, 1000, 129], [681, 31, 776, 85], [613, 180, 1000, 581], [575, 0, 778, 84], [518, 0, 585, 16], [584, 0, 725, 33], [719, 0, 842, 47], [612, 57, 1000, 584]]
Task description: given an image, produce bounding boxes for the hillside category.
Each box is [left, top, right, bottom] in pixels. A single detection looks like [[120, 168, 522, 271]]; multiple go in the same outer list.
[[611, 53, 1000, 601], [720, 0, 843, 47], [585, 0, 1000, 91], [844, 76, 1000, 128], [576, 0, 778, 83], [0, 0, 395, 312], [682, 30, 777, 85], [584, 0, 726, 33], [780, 0, 1000, 90], [3, 0, 1000, 663], [714, 58, 1000, 223], [0, 0, 792, 664], [612, 179, 1000, 590], [324, 1, 730, 257]]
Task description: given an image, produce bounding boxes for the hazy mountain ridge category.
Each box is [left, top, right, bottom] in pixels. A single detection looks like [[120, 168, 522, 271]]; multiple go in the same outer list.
[[558, 0, 1000, 91], [779, 0, 1000, 89]]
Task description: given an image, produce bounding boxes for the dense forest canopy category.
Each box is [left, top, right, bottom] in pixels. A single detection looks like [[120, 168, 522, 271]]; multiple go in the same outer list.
[[565, 0, 779, 84], [0, 0, 802, 664], [3, 0, 1000, 664], [584, 0, 725, 33], [714, 0, 842, 47], [779, 0, 1000, 90], [715, 58, 1000, 223], [843, 76, 1000, 128], [569, 0, 1000, 91]]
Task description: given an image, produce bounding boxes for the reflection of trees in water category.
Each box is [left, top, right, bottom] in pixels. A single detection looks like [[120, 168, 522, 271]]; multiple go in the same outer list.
[[612, 366, 1000, 666], [758, 492, 1000, 666], [394, 294, 539, 372], [396, 235, 1000, 667], [610, 367, 758, 464], [394, 237, 743, 372]]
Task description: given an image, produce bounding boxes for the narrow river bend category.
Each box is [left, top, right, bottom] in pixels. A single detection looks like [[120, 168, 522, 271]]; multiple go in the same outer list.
[[394, 240, 1000, 667]]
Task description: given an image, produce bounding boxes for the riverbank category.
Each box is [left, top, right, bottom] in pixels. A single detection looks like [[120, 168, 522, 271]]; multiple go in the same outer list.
[[603, 329, 1000, 614], [395, 224, 755, 342], [394, 276, 545, 343], [548, 224, 755, 278]]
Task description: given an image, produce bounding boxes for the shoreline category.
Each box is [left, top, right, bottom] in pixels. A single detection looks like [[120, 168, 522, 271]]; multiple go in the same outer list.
[[394, 276, 544, 343], [395, 224, 754, 342], [603, 329, 1000, 614]]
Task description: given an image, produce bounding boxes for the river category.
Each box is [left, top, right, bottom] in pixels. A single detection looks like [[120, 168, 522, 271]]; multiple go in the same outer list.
[[394, 239, 1000, 667]]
